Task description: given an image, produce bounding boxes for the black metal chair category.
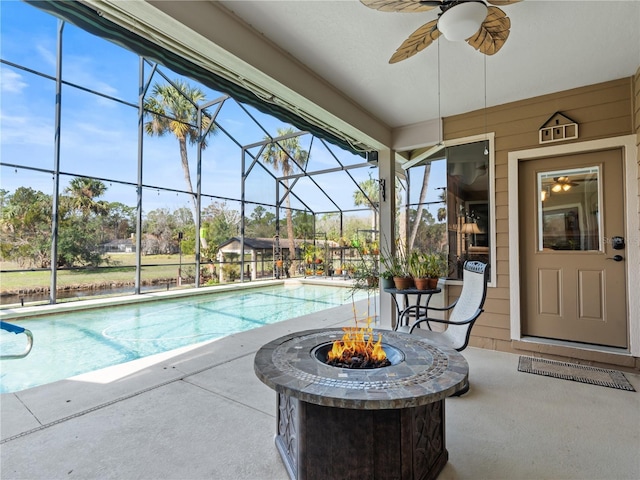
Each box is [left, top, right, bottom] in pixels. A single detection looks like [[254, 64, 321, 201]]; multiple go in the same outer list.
[[397, 261, 489, 395]]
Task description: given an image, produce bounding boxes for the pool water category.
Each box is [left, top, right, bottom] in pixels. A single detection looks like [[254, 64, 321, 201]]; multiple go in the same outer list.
[[0, 284, 369, 393]]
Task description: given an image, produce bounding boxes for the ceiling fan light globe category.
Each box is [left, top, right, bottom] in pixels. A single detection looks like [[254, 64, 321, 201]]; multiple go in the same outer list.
[[438, 1, 488, 41]]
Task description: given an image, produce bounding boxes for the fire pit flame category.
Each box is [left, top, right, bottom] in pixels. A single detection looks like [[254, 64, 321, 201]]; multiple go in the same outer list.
[[326, 319, 390, 369]]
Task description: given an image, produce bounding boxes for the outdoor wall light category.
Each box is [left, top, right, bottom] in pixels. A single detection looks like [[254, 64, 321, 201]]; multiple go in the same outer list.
[[378, 178, 386, 202]]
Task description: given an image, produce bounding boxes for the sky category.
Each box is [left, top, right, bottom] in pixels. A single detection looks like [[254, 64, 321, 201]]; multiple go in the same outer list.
[[0, 0, 446, 219]]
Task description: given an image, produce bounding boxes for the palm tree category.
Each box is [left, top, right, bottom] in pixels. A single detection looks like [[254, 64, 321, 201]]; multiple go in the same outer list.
[[143, 79, 217, 222], [436, 189, 447, 222], [353, 175, 379, 240], [261, 128, 309, 272], [65, 178, 108, 217], [408, 163, 431, 250], [353, 176, 404, 245]]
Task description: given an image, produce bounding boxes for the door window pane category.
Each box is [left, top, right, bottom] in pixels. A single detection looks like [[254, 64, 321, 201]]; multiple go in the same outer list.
[[538, 166, 600, 251]]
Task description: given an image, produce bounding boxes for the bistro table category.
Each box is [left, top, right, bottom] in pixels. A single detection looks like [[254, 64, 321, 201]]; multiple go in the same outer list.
[[383, 286, 442, 330]]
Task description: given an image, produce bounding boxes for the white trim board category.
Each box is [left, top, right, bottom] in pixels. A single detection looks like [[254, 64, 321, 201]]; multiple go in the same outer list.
[[508, 135, 639, 357]]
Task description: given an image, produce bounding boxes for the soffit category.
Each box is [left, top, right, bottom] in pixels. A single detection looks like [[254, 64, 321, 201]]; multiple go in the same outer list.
[[216, 1, 640, 144]]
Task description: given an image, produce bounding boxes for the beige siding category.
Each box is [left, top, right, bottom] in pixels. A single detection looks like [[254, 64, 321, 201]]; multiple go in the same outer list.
[[443, 77, 638, 368], [636, 68, 640, 249]]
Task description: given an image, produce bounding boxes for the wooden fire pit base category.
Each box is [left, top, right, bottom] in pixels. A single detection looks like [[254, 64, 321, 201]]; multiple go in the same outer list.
[[254, 330, 468, 480], [275, 393, 447, 480]]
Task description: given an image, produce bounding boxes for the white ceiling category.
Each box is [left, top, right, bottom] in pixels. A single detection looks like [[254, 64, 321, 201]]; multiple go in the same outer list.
[[216, 0, 640, 131]]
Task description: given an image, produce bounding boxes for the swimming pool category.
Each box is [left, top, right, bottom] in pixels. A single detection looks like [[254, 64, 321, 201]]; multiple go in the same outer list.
[[0, 284, 369, 393]]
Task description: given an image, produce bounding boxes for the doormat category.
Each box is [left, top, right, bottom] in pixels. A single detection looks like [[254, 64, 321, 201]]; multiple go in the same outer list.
[[518, 356, 635, 391]]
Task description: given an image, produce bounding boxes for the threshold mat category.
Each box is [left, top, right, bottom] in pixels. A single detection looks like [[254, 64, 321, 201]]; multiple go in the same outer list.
[[518, 356, 635, 391]]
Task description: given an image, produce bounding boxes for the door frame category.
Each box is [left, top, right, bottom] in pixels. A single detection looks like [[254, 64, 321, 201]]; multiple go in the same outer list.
[[508, 135, 639, 356]]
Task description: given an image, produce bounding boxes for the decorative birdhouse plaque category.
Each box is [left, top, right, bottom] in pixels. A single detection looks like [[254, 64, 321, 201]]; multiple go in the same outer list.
[[539, 112, 579, 144]]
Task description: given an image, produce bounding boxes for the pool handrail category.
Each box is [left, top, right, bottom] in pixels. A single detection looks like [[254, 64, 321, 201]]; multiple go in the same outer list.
[[1, 320, 34, 359]]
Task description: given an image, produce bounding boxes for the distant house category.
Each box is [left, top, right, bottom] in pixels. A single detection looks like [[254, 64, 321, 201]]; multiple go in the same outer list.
[[216, 237, 341, 281], [218, 237, 282, 257], [99, 239, 136, 253], [217, 237, 340, 259]]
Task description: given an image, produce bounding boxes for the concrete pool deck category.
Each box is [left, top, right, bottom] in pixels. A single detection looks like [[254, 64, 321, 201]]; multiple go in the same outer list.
[[1, 298, 639, 480]]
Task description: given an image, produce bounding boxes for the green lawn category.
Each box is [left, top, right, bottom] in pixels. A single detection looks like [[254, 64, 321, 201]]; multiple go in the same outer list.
[[1, 254, 196, 292]]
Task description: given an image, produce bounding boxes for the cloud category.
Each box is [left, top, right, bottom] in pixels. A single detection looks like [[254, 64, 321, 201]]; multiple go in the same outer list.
[[36, 43, 56, 69], [0, 68, 28, 94]]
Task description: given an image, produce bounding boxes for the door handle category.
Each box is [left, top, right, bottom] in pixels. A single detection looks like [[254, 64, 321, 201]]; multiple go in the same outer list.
[[606, 255, 624, 262]]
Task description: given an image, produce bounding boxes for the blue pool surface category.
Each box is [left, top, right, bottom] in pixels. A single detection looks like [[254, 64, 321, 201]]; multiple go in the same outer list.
[[0, 284, 369, 393]]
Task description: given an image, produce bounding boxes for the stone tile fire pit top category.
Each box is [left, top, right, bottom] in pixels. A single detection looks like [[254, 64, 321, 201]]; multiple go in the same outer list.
[[254, 328, 468, 410]]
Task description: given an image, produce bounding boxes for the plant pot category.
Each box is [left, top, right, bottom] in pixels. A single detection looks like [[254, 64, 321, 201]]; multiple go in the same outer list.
[[393, 276, 414, 290], [380, 277, 395, 290], [427, 277, 439, 289], [414, 277, 430, 290]]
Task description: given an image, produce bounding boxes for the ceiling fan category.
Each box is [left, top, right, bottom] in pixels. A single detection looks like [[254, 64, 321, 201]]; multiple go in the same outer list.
[[360, 0, 522, 63], [550, 176, 579, 192]]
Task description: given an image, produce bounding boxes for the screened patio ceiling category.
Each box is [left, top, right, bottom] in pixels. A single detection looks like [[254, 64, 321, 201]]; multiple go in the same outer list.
[[74, 0, 639, 160], [23, 0, 382, 218]]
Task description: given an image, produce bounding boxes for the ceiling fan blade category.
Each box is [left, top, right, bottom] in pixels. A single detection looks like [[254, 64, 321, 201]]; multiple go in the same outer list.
[[359, 0, 438, 13], [487, 0, 522, 6], [466, 6, 510, 55], [389, 19, 441, 63]]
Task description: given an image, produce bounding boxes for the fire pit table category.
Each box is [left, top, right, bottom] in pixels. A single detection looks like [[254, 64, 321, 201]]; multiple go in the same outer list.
[[254, 328, 468, 480]]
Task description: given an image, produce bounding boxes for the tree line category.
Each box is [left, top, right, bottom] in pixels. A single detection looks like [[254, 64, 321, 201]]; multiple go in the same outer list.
[[0, 179, 376, 269], [0, 178, 444, 270]]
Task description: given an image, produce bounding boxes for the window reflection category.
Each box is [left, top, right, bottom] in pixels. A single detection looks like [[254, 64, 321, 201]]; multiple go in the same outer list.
[[538, 167, 600, 251], [446, 141, 490, 279]]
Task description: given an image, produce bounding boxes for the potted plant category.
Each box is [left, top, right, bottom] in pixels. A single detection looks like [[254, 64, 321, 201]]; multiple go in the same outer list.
[[409, 252, 430, 290], [379, 270, 395, 290], [424, 252, 447, 289], [345, 263, 356, 277], [380, 241, 413, 290], [302, 243, 316, 265], [350, 249, 380, 293]]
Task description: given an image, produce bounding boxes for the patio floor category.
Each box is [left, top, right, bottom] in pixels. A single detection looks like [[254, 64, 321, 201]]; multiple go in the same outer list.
[[1, 299, 639, 480]]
